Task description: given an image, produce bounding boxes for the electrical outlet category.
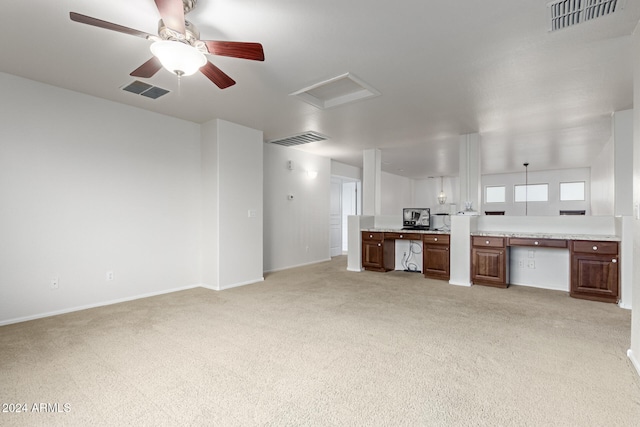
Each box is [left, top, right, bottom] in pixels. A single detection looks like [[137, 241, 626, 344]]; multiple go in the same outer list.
[[106, 271, 114, 281], [518, 259, 524, 268], [528, 250, 535, 258], [528, 260, 535, 269], [50, 278, 59, 290]]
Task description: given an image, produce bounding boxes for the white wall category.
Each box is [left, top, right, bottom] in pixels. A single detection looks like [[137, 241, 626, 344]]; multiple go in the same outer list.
[[414, 176, 460, 214], [201, 119, 264, 290], [480, 168, 590, 216], [263, 143, 331, 271], [0, 73, 202, 324], [629, 23, 640, 376], [591, 135, 615, 216], [331, 160, 362, 180], [380, 171, 413, 214], [615, 110, 635, 216]]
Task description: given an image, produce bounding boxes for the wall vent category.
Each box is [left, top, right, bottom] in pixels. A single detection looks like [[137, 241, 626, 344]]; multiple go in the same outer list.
[[268, 131, 328, 147], [121, 80, 170, 99], [548, 0, 623, 32]]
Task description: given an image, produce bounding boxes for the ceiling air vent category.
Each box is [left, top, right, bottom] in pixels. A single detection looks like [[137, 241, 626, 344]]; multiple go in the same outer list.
[[121, 80, 170, 99], [548, 0, 624, 32], [268, 131, 328, 147]]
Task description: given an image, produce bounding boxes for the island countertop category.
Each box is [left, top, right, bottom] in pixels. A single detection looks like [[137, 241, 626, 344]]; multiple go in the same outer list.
[[470, 231, 620, 241], [362, 228, 450, 235]]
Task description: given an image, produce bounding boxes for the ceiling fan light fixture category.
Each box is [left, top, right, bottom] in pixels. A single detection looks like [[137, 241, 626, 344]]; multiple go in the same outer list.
[[150, 40, 206, 77]]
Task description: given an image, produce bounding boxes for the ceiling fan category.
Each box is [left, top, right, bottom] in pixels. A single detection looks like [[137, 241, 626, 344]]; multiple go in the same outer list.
[[70, 0, 264, 89]]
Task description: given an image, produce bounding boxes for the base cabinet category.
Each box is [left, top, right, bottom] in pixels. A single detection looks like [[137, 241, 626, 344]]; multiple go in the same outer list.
[[570, 240, 619, 303], [361, 232, 393, 272], [423, 234, 450, 280], [471, 236, 507, 288]]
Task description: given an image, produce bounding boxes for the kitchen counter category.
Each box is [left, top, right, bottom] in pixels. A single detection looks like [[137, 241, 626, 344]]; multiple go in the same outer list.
[[362, 228, 450, 235], [470, 231, 620, 241]]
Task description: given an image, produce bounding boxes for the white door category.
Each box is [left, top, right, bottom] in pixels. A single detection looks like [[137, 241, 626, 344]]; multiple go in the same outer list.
[[330, 178, 342, 257]]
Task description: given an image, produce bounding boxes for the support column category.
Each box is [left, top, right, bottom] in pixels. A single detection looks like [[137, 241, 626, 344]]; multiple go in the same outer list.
[[362, 148, 382, 215], [458, 134, 481, 212]]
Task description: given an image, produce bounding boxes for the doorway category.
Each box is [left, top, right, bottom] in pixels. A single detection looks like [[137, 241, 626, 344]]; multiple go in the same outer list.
[[330, 176, 361, 256]]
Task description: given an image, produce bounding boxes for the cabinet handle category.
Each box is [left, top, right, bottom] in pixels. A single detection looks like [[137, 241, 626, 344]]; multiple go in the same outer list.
[[534, 241, 539, 245], [377, 243, 381, 247], [400, 234, 403, 238], [612, 259, 617, 263], [434, 238, 438, 242], [485, 240, 490, 245], [593, 246, 598, 251], [369, 234, 373, 238]]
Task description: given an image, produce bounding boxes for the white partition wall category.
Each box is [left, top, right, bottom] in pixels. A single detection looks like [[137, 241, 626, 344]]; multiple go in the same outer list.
[[201, 119, 264, 290]]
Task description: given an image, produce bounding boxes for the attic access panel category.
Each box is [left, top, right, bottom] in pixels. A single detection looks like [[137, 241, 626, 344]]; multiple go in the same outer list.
[[290, 73, 380, 109]]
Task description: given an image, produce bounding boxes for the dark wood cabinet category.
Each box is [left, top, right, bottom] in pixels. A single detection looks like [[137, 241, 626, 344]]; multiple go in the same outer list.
[[570, 240, 619, 303], [361, 232, 393, 272], [423, 234, 450, 280], [471, 236, 507, 288]]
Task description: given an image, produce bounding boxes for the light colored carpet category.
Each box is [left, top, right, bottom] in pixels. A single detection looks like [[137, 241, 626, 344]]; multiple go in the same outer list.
[[1, 256, 639, 426]]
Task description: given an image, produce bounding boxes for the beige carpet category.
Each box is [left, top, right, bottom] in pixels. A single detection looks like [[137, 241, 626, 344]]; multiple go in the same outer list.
[[1, 256, 639, 426]]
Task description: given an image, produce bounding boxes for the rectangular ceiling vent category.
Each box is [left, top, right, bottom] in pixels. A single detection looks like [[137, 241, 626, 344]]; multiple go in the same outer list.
[[290, 73, 380, 110], [548, 0, 624, 32], [268, 131, 328, 147], [121, 80, 170, 99]]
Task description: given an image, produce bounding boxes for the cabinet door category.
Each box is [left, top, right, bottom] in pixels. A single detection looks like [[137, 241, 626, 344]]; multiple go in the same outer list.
[[471, 248, 507, 288], [570, 254, 619, 303], [423, 245, 450, 280], [362, 240, 385, 271]]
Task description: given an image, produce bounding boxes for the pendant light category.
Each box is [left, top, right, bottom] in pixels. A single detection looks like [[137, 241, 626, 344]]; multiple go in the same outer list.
[[523, 162, 529, 216], [437, 176, 447, 205]]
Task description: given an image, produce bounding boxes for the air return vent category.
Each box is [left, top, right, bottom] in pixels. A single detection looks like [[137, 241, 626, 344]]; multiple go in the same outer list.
[[268, 131, 328, 147], [548, 0, 623, 32], [121, 80, 170, 99]]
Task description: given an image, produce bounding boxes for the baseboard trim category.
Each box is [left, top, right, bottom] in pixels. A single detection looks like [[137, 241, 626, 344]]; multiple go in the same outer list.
[[0, 284, 202, 326], [628, 349, 640, 377], [347, 267, 363, 272], [449, 280, 472, 287], [264, 258, 332, 273]]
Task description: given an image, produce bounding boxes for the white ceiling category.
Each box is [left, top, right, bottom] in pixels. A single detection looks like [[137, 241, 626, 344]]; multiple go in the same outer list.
[[2, 0, 638, 179]]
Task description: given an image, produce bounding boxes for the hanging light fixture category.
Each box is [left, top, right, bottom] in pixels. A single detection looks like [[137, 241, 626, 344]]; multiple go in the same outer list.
[[437, 176, 447, 205], [523, 162, 529, 216], [150, 40, 207, 77]]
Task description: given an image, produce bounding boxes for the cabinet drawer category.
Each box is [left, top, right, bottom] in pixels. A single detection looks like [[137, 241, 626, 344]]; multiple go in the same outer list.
[[423, 234, 450, 245], [362, 231, 384, 241], [508, 237, 567, 248], [385, 232, 422, 240], [571, 240, 618, 255], [472, 236, 506, 248]]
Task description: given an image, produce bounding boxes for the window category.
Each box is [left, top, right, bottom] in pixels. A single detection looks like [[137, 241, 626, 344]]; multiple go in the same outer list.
[[560, 181, 585, 201], [514, 184, 548, 202], [485, 186, 506, 203]]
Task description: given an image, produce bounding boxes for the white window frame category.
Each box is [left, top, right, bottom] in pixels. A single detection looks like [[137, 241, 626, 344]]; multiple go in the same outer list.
[[485, 186, 506, 203], [559, 181, 585, 201], [514, 183, 549, 202]]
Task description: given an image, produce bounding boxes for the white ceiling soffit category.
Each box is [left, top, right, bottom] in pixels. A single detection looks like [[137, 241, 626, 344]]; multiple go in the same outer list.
[[268, 131, 329, 147], [290, 73, 380, 110], [548, 0, 625, 31]]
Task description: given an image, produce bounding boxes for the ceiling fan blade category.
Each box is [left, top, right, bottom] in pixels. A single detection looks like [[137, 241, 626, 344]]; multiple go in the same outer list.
[[154, 0, 186, 35], [130, 57, 163, 78], [203, 41, 265, 61], [69, 12, 153, 39], [200, 62, 236, 89]]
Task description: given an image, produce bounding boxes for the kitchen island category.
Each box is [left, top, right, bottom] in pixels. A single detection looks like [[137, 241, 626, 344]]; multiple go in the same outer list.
[[361, 229, 451, 280]]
